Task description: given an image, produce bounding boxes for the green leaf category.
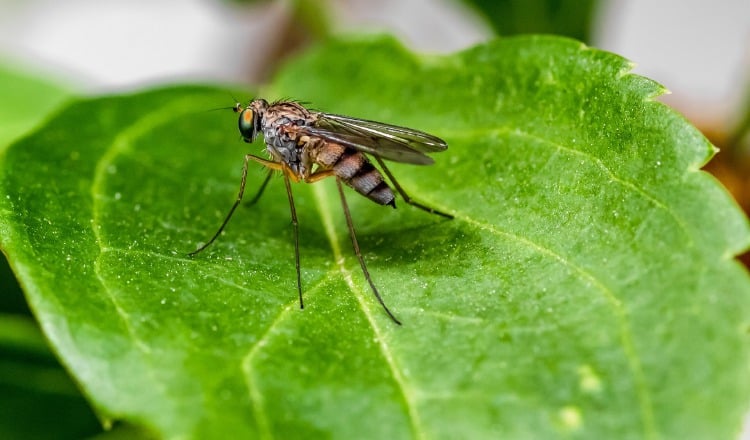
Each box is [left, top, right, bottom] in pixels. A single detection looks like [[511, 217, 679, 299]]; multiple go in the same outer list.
[[461, 0, 599, 42], [1, 36, 749, 439]]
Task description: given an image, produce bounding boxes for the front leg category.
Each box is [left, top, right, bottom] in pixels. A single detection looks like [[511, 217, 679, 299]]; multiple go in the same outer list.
[[246, 154, 301, 183], [304, 169, 336, 184], [246, 154, 284, 171], [189, 153, 275, 256]]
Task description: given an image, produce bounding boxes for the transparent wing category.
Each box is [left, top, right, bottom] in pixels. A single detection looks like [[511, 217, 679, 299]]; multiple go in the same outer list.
[[299, 112, 448, 165]]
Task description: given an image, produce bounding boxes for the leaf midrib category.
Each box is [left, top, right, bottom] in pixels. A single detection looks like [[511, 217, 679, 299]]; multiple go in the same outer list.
[[311, 181, 427, 439]]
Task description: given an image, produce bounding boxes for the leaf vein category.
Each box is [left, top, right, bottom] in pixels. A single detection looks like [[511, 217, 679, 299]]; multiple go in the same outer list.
[[89, 100, 211, 433], [459, 214, 657, 439], [449, 127, 694, 248], [240, 272, 336, 440], [312, 182, 426, 439]]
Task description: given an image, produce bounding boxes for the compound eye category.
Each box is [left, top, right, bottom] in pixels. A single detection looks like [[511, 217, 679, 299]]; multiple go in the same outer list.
[[238, 108, 257, 141]]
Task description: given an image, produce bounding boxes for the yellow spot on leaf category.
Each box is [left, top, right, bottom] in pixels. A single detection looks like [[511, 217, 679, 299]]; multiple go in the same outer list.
[[558, 405, 583, 431], [578, 364, 602, 393]]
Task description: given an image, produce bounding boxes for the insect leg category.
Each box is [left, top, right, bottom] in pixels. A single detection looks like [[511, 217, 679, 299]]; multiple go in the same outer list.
[[304, 169, 336, 184], [188, 154, 282, 257], [374, 156, 453, 219], [336, 178, 401, 325], [281, 170, 304, 309]]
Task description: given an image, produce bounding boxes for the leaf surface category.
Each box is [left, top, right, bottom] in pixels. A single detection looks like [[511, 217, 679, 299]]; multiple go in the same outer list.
[[1, 36, 749, 439]]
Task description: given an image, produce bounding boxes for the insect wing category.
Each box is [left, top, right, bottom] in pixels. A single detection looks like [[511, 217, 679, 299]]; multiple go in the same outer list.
[[302, 113, 448, 165], [321, 113, 447, 152]]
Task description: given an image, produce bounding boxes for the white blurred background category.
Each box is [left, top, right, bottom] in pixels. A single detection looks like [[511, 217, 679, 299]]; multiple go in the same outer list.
[[0, 0, 747, 132]]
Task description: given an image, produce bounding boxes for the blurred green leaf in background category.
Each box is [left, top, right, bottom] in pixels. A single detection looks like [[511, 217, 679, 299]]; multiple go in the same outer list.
[[462, 0, 599, 42]]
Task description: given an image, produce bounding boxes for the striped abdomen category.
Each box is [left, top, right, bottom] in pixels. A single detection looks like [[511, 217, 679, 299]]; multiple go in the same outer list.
[[313, 142, 395, 207]]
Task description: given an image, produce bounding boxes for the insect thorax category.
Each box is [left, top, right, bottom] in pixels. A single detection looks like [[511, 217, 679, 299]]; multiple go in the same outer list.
[[263, 118, 306, 174]]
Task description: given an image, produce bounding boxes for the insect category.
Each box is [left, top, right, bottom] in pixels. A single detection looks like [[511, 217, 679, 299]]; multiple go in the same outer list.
[[189, 99, 453, 324]]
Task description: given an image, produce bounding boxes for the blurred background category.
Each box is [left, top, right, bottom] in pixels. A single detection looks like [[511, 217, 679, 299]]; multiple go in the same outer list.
[[0, 0, 749, 437], [1, 0, 748, 127]]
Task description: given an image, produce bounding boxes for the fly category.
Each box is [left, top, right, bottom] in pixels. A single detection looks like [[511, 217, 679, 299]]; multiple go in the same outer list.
[[189, 99, 453, 324]]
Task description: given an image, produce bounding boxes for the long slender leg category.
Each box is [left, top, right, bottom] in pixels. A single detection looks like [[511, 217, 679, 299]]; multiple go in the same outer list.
[[189, 154, 281, 257], [282, 171, 304, 309], [336, 179, 401, 325], [374, 156, 453, 219]]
